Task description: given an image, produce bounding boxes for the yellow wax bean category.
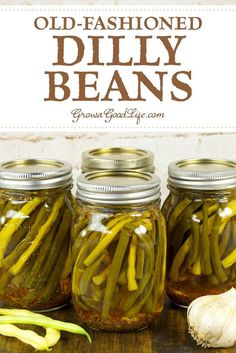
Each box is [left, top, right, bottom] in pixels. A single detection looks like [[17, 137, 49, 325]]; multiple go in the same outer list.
[[127, 234, 138, 291], [0, 197, 42, 266]]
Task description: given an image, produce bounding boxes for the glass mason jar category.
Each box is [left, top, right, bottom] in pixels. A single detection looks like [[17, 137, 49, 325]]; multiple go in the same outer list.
[[81, 147, 155, 173], [0, 159, 73, 311], [163, 158, 236, 307], [72, 171, 166, 332]]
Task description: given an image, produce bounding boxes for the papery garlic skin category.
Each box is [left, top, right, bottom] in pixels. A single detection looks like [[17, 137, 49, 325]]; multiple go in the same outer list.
[[187, 288, 236, 348]]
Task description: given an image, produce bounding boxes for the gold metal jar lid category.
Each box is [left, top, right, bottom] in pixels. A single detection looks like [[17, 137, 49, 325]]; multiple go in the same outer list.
[[168, 158, 236, 190], [81, 147, 155, 172], [77, 170, 161, 205], [0, 159, 72, 190]]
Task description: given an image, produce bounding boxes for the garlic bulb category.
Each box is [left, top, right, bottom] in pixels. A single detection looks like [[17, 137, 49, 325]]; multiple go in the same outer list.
[[187, 288, 236, 348]]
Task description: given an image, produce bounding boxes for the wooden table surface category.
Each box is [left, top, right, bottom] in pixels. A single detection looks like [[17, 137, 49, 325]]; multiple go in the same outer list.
[[0, 300, 235, 353]]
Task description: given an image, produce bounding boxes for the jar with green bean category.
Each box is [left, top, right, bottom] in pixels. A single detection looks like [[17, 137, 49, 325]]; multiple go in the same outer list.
[[0, 159, 74, 311], [164, 159, 236, 307], [72, 171, 166, 332]]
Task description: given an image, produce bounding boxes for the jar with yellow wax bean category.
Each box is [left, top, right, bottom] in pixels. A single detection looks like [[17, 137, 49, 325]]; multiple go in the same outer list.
[[163, 159, 236, 307], [72, 171, 166, 332], [0, 159, 74, 311]]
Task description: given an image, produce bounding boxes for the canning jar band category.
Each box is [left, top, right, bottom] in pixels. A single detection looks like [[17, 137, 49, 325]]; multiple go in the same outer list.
[[168, 158, 236, 191], [167, 184, 236, 198], [76, 170, 161, 205], [0, 159, 72, 190]]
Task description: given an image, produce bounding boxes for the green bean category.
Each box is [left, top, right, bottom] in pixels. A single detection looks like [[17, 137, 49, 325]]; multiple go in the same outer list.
[[125, 218, 152, 233], [71, 217, 89, 243], [102, 229, 130, 318], [72, 225, 92, 260], [0, 200, 23, 231], [117, 260, 128, 285], [2, 204, 48, 270], [200, 202, 212, 275], [195, 203, 219, 222], [222, 248, 236, 268], [0, 200, 8, 232], [122, 232, 154, 312], [4, 208, 39, 258], [111, 287, 124, 311], [79, 254, 106, 296], [0, 271, 13, 292], [24, 209, 64, 289], [207, 274, 219, 286], [182, 213, 215, 276], [73, 294, 90, 311], [71, 212, 114, 261], [10, 195, 64, 276], [126, 274, 156, 318], [232, 219, 236, 246], [84, 217, 133, 267], [151, 217, 156, 242], [60, 240, 72, 280], [39, 237, 69, 303], [88, 289, 104, 312], [172, 201, 202, 252], [0, 315, 91, 342], [185, 219, 200, 267], [0, 308, 61, 350], [0, 197, 43, 266], [30, 208, 71, 289], [73, 231, 100, 269], [136, 247, 145, 280], [25, 238, 69, 306], [210, 212, 227, 282], [1, 200, 22, 229], [0, 199, 6, 214], [144, 293, 153, 313], [11, 267, 32, 287], [90, 283, 104, 304], [72, 257, 83, 297], [191, 256, 201, 275], [231, 264, 236, 280], [79, 295, 102, 312], [152, 215, 166, 311], [168, 198, 192, 234], [92, 264, 111, 286], [3, 201, 14, 213], [105, 214, 130, 230], [10, 253, 37, 288], [171, 202, 218, 255], [169, 236, 191, 281], [219, 221, 232, 256]]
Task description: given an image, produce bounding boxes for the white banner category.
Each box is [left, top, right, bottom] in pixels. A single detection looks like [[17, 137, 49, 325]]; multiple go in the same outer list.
[[0, 6, 235, 131]]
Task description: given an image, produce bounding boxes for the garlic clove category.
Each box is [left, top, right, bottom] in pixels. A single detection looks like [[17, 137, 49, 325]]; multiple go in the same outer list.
[[187, 288, 236, 348]]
